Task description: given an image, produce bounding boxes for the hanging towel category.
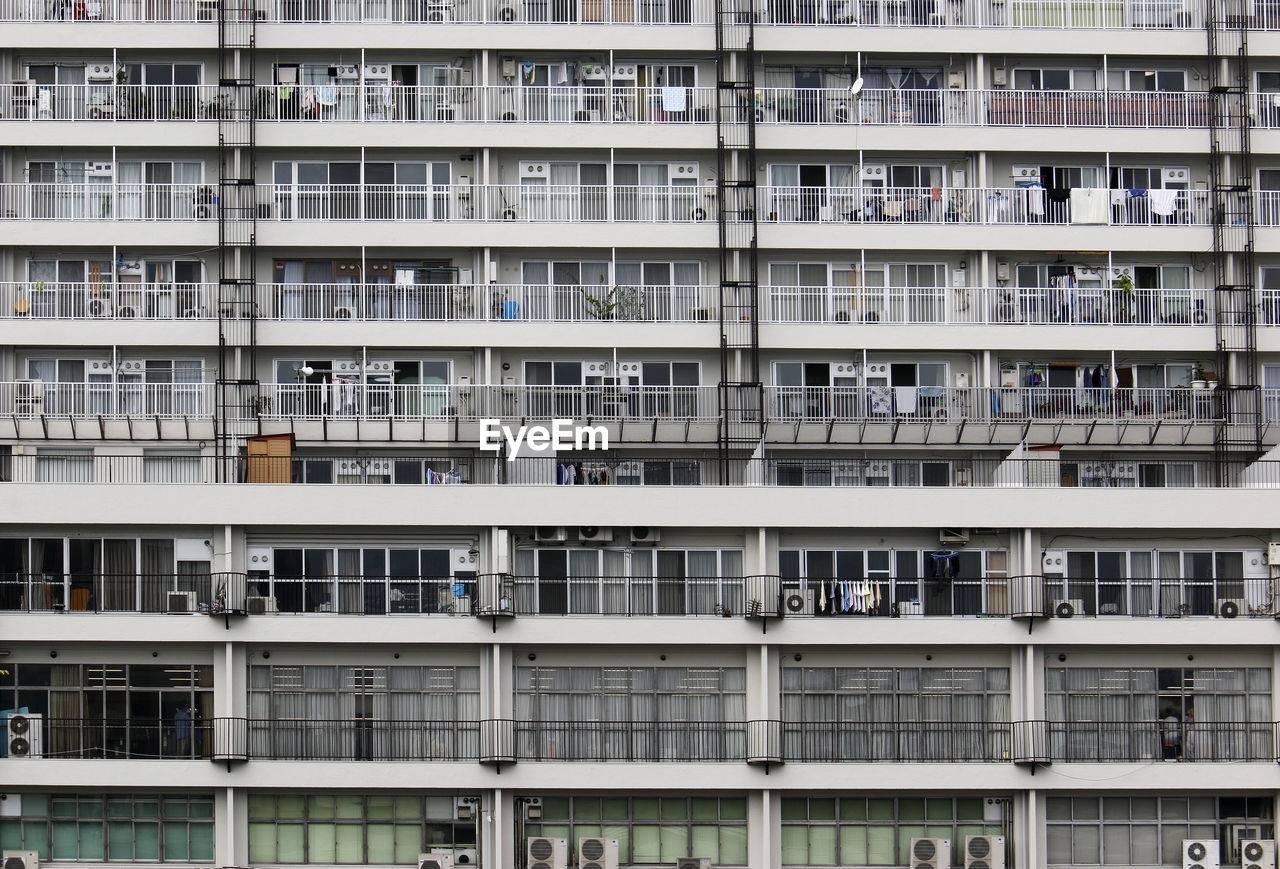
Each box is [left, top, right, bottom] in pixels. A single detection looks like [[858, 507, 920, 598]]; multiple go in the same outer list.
[[301, 88, 318, 113], [818, 580, 827, 613], [661, 86, 688, 112], [1149, 188, 1178, 216], [318, 85, 339, 106], [869, 386, 893, 415], [382, 84, 394, 107], [893, 385, 918, 414], [1069, 188, 1108, 224], [1110, 189, 1127, 206], [1026, 185, 1045, 217]]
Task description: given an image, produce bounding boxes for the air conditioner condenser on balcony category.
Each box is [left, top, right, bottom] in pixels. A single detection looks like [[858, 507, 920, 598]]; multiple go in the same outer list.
[[527, 838, 568, 869], [1184, 840, 1220, 869], [5, 714, 42, 759], [167, 591, 198, 613]]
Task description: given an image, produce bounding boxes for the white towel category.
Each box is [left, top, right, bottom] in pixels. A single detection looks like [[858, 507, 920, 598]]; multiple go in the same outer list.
[[1110, 189, 1127, 206], [1069, 188, 1109, 224], [661, 86, 687, 112], [1149, 188, 1178, 216], [893, 386, 918, 413], [1026, 186, 1044, 216]]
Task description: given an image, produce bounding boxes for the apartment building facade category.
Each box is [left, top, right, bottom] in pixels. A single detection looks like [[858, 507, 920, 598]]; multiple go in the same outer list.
[[2, 0, 1280, 868]]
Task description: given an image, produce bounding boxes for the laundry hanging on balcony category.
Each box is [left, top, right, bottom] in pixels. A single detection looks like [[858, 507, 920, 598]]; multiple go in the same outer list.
[[1069, 188, 1108, 224]]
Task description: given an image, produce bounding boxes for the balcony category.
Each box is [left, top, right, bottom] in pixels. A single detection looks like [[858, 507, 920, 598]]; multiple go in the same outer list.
[[3, 84, 1245, 131], [0, 0, 1266, 29], [0, 281, 217, 319], [0, 182, 1220, 227], [0, 282, 1229, 327], [765, 285, 1214, 325], [760, 185, 1210, 226], [2, 717, 213, 759], [14, 455, 1280, 489], [0, 182, 213, 221], [754, 87, 1214, 128], [0, 572, 242, 613], [0, 380, 214, 417], [262, 281, 715, 322], [1013, 719, 1277, 763]]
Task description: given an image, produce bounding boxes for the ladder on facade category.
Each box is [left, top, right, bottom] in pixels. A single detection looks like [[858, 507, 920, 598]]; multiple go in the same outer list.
[[1207, 0, 1262, 485], [714, 0, 763, 485], [215, 0, 261, 479]]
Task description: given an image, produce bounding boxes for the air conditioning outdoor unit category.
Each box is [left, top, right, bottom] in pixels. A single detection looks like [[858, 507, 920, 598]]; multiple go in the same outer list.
[[1053, 598, 1084, 618], [0, 795, 20, 817], [246, 596, 278, 615], [939, 528, 969, 544], [535, 526, 567, 542], [631, 526, 660, 544], [1183, 840, 1220, 869], [1242, 841, 1275, 869], [451, 849, 477, 867], [167, 590, 197, 613], [1218, 598, 1246, 618], [333, 306, 356, 319], [578, 838, 619, 869], [527, 837, 568, 869], [87, 63, 115, 81], [87, 297, 112, 317], [5, 714, 42, 759], [1011, 165, 1041, 182], [336, 65, 359, 79], [965, 836, 1005, 869], [520, 161, 549, 178], [911, 838, 952, 869], [417, 852, 452, 869], [674, 860, 710, 869], [3, 853, 39, 869], [783, 587, 815, 616], [578, 526, 613, 543]]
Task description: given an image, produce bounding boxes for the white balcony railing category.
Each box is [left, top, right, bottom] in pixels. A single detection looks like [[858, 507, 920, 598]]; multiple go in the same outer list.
[[0, 182, 1225, 226], [0, 183, 213, 220], [753, 87, 1216, 128], [264, 282, 716, 321], [762, 285, 1215, 325], [0, 380, 214, 416], [257, 382, 721, 421], [765, 385, 1223, 423], [0, 281, 218, 318], [3, 0, 1271, 29], [0, 83, 221, 121], [760, 186, 1211, 226], [1, 84, 1244, 131]]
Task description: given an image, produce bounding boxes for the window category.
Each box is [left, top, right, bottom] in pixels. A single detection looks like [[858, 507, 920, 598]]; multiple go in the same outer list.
[[780, 549, 1009, 616], [35, 448, 93, 482], [247, 665, 480, 760], [248, 547, 473, 614], [780, 667, 1011, 761], [247, 794, 478, 863], [1045, 667, 1273, 761], [613, 261, 704, 321], [1125, 69, 1186, 91], [767, 263, 857, 322], [767, 164, 856, 222], [1012, 68, 1098, 90], [512, 548, 744, 615], [272, 162, 450, 220], [780, 797, 1008, 867], [0, 794, 215, 862], [0, 664, 213, 759], [271, 359, 450, 418], [515, 666, 746, 761], [519, 261, 611, 320], [1043, 550, 1253, 616], [526, 796, 748, 867], [0, 537, 207, 613], [1046, 796, 1272, 866], [142, 452, 201, 483]]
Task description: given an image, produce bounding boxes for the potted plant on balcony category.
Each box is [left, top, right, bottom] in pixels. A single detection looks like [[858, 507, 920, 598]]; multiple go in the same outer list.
[[1191, 362, 1208, 389], [1112, 273, 1135, 322]]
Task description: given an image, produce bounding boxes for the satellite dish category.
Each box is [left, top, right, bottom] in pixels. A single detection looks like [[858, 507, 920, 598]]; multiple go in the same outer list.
[[850, 76, 864, 96]]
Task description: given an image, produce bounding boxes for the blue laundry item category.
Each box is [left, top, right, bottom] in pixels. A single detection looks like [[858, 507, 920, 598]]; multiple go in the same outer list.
[[1128, 188, 1147, 197]]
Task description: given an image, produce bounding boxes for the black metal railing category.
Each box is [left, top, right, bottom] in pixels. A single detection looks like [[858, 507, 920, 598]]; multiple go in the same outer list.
[[245, 719, 481, 760], [14, 717, 213, 759], [1019, 575, 1278, 618], [512, 720, 747, 761], [1021, 719, 1276, 762], [0, 572, 245, 613], [782, 721, 1012, 762]]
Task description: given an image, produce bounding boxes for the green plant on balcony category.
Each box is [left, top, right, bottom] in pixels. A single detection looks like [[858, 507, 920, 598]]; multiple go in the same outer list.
[[1112, 273, 1135, 321], [584, 285, 645, 321]]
